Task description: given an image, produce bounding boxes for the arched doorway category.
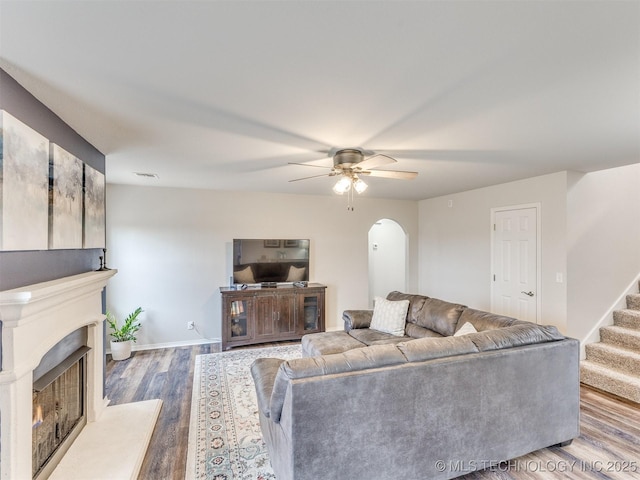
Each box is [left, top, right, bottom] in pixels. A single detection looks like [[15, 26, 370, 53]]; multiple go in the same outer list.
[[368, 218, 407, 306]]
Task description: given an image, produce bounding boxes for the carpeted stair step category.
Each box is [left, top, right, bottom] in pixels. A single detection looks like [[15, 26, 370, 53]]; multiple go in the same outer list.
[[599, 325, 640, 352], [627, 293, 640, 310], [585, 342, 640, 374], [614, 309, 640, 330], [580, 361, 640, 404]]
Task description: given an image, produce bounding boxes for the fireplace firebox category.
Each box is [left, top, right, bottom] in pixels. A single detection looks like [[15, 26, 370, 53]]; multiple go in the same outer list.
[[32, 347, 89, 480]]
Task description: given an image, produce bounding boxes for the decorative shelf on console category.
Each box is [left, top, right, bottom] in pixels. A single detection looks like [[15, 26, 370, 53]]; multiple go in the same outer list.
[[220, 283, 326, 350]]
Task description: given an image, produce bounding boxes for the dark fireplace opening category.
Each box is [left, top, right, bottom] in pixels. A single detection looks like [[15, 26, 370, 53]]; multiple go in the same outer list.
[[32, 347, 89, 480]]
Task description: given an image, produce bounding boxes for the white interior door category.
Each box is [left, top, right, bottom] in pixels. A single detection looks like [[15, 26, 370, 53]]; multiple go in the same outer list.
[[491, 206, 539, 323]]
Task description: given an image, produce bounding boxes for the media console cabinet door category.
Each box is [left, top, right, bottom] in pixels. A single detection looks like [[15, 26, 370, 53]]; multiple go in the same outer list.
[[223, 295, 253, 343], [254, 293, 297, 340], [299, 291, 324, 334], [276, 293, 297, 335]]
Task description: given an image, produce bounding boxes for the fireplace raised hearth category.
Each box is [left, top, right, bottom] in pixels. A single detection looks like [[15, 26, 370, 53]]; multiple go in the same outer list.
[[0, 270, 116, 480]]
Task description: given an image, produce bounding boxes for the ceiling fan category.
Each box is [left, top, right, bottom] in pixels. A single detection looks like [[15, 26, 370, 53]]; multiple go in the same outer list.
[[288, 148, 418, 210]]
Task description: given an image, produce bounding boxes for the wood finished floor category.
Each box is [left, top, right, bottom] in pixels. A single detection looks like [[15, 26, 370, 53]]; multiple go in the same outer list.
[[106, 344, 640, 480]]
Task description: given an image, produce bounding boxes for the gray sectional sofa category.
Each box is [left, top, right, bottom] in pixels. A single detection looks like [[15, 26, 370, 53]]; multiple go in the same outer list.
[[251, 291, 580, 480]]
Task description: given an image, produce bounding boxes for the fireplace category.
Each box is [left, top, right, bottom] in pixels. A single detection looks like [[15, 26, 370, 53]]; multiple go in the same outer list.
[[0, 270, 116, 480], [32, 346, 88, 480]]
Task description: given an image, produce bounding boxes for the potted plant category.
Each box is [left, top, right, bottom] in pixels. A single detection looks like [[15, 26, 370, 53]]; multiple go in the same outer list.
[[107, 307, 143, 360]]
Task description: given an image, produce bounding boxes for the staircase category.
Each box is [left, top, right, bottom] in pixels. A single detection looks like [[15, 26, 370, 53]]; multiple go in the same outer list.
[[580, 283, 640, 403]]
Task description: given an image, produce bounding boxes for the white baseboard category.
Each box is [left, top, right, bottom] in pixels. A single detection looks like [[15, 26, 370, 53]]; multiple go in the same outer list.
[[580, 272, 640, 359], [107, 337, 221, 354]]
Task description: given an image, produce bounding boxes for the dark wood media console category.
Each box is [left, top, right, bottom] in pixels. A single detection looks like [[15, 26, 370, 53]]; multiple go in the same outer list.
[[220, 283, 326, 350]]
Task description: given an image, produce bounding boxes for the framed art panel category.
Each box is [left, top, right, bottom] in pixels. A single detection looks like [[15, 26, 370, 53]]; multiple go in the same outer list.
[[83, 164, 106, 248], [0, 110, 50, 251], [49, 143, 83, 249]]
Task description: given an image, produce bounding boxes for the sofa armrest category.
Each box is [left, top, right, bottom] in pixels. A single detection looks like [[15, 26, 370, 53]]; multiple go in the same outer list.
[[343, 310, 373, 331], [250, 358, 285, 418]]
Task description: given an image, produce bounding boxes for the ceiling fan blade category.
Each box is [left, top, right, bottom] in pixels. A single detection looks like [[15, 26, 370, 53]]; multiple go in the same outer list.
[[288, 162, 332, 169], [361, 169, 418, 180], [288, 172, 335, 182], [357, 154, 397, 170]]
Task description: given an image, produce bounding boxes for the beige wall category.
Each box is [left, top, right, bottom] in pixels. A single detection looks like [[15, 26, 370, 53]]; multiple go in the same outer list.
[[107, 163, 640, 349], [418, 172, 569, 331], [106, 184, 418, 348], [567, 163, 640, 341], [418, 164, 640, 339]]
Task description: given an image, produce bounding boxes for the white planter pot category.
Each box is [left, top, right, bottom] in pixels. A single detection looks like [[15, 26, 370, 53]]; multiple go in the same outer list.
[[110, 340, 133, 361]]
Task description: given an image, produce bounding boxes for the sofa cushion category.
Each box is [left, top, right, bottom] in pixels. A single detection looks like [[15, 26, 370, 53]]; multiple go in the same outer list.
[[397, 336, 480, 362], [370, 297, 410, 336], [414, 297, 466, 336], [455, 308, 521, 333], [454, 321, 478, 336], [302, 331, 365, 357], [270, 344, 407, 422], [405, 323, 445, 339], [386, 291, 428, 324], [349, 328, 411, 346], [470, 324, 564, 351]]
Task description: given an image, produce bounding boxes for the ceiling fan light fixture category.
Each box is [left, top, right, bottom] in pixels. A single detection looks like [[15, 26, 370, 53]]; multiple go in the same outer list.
[[353, 178, 368, 194], [333, 176, 352, 194]]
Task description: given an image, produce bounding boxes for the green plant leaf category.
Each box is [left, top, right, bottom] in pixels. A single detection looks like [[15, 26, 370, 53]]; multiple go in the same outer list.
[[107, 307, 143, 342]]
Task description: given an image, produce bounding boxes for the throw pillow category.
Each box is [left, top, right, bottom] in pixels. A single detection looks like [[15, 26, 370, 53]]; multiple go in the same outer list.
[[234, 266, 255, 284], [370, 297, 410, 337], [286, 265, 306, 282], [454, 321, 478, 337]]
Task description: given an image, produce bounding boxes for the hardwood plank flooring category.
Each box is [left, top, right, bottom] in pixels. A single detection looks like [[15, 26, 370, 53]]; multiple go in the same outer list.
[[106, 343, 219, 480], [106, 344, 640, 480]]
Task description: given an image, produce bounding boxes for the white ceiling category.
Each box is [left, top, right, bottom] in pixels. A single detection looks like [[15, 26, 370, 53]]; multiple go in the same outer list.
[[1, 1, 638, 200]]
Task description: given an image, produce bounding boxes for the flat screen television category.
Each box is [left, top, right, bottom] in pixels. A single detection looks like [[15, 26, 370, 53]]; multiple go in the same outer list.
[[232, 239, 310, 284]]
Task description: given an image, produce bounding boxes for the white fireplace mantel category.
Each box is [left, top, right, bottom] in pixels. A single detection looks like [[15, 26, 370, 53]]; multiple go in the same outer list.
[[0, 270, 117, 480]]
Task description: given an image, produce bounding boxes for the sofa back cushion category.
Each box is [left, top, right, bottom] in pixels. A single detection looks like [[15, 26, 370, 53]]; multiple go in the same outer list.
[[470, 324, 564, 351], [398, 323, 565, 362], [454, 308, 521, 333], [405, 323, 444, 339], [386, 291, 428, 324], [269, 344, 407, 423], [413, 297, 466, 336], [398, 336, 480, 362]]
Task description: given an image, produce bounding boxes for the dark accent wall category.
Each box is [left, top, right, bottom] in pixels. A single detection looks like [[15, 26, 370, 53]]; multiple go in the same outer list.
[[0, 68, 106, 290]]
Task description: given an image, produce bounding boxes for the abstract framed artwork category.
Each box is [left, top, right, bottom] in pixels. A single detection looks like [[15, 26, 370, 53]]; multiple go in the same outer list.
[[49, 143, 83, 249], [0, 110, 50, 251], [83, 164, 106, 248]]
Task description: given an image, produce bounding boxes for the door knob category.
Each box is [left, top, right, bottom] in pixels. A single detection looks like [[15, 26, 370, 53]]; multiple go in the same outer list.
[[521, 291, 534, 297]]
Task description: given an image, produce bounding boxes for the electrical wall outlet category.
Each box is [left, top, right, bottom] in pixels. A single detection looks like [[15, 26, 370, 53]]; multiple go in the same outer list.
[[187, 321, 195, 330]]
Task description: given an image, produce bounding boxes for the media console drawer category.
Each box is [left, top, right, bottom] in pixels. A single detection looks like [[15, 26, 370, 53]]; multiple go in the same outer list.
[[220, 284, 326, 350]]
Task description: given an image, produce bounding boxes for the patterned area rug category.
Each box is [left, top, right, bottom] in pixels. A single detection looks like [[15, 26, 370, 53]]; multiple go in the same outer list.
[[186, 344, 302, 480]]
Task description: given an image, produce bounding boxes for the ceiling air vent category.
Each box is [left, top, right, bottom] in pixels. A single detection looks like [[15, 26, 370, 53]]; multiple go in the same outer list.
[[134, 172, 159, 179]]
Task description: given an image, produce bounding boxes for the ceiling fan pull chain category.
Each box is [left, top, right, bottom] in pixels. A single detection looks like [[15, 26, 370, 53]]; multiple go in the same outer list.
[[347, 183, 355, 211]]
